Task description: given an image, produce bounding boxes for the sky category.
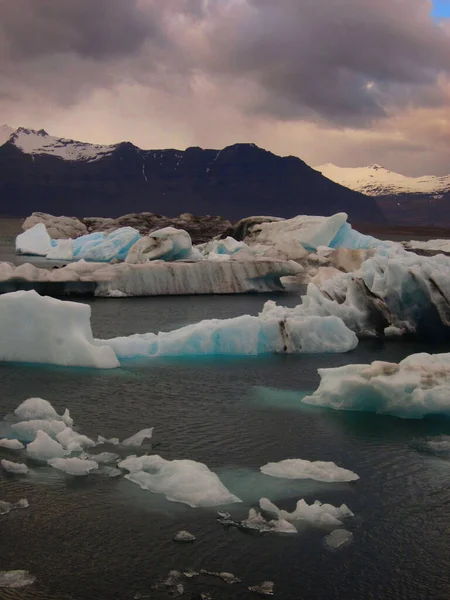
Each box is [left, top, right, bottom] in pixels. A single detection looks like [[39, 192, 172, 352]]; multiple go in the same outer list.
[[0, 0, 449, 176]]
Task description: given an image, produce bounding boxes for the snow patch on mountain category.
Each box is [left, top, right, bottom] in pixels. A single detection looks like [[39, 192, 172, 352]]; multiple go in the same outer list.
[[0, 126, 116, 162], [316, 163, 450, 197]]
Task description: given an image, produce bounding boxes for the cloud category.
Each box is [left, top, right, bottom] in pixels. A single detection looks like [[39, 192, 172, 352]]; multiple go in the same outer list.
[[0, 0, 449, 174]]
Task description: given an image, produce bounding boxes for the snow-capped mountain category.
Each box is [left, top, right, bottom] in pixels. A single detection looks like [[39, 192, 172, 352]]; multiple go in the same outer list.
[[0, 124, 385, 223], [1, 126, 116, 162], [316, 163, 450, 198]]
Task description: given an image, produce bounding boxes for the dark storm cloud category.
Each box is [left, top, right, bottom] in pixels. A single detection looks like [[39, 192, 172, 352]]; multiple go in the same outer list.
[[0, 0, 159, 60], [0, 0, 449, 129]]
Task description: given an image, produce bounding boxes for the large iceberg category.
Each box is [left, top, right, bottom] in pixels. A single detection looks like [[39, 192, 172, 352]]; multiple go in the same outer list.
[[15, 223, 52, 256], [260, 246, 450, 339], [99, 313, 358, 359], [0, 290, 119, 368], [125, 227, 192, 263], [118, 454, 242, 508], [260, 459, 359, 483], [26, 430, 66, 461], [302, 352, 450, 419], [73, 227, 141, 262]]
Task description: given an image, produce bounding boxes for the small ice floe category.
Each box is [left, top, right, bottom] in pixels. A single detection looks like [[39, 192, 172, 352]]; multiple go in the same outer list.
[[122, 428, 154, 447], [97, 435, 120, 446], [173, 530, 196, 543], [1, 459, 28, 474], [325, 528, 353, 549], [200, 570, 241, 584], [0, 570, 36, 588], [26, 430, 66, 461], [47, 457, 98, 476], [249, 581, 275, 596], [217, 508, 297, 534], [260, 458, 359, 483], [0, 438, 24, 450], [0, 499, 29, 515]]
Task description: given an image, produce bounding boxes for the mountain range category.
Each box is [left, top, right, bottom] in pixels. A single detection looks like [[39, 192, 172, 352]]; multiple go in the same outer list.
[[0, 125, 448, 227], [317, 163, 450, 227], [0, 126, 383, 224]]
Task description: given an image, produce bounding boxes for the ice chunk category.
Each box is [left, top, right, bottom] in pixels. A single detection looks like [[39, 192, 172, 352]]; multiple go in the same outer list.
[[302, 352, 450, 418], [14, 398, 73, 426], [0, 438, 24, 450], [260, 459, 359, 483], [99, 313, 357, 359], [48, 457, 98, 476], [56, 428, 96, 452], [325, 528, 353, 549], [26, 430, 66, 461], [0, 291, 119, 369], [73, 227, 141, 262], [120, 454, 241, 507], [84, 452, 119, 464], [11, 419, 67, 442], [248, 581, 275, 596], [0, 498, 29, 515], [125, 227, 192, 263], [15, 223, 51, 256], [97, 435, 120, 446], [122, 428, 154, 447], [1, 459, 28, 474], [0, 570, 36, 588], [260, 497, 354, 528], [173, 530, 196, 542], [47, 238, 74, 261], [329, 222, 388, 250]]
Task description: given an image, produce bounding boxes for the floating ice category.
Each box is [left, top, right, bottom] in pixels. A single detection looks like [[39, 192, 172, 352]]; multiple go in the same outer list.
[[0, 570, 36, 588], [0, 291, 119, 368], [1, 459, 28, 474], [100, 312, 357, 360], [125, 227, 192, 263], [48, 457, 98, 476], [56, 428, 96, 452], [0, 439, 24, 450], [26, 430, 66, 461], [119, 454, 241, 508], [122, 428, 154, 447], [302, 352, 450, 418], [260, 459, 359, 483], [248, 581, 275, 596], [325, 528, 353, 549], [260, 497, 354, 528], [14, 398, 73, 426], [97, 435, 120, 446], [73, 227, 141, 262], [173, 530, 196, 543], [15, 223, 52, 256], [83, 452, 119, 464], [0, 498, 29, 515], [11, 419, 67, 442]]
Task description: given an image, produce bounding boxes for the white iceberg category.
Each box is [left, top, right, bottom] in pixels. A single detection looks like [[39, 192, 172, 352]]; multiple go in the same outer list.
[[260, 497, 354, 528], [48, 457, 98, 476], [15, 223, 52, 256], [260, 459, 359, 483], [325, 528, 353, 549], [303, 351, 450, 418], [11, 419, 67, 442], [99, 313, 357, 359], [14, 397, 73, 426], [125, 227, 192, 263], [1, 459, 28, 474], [56, 428, 96, 452], [0, 291, 119, 368], [0, 570, 35, 589], [26, 430, 66, 461], [0, 438, 24, 450], [97, 435, 120, 446], [122, 428, 154, 447], [0, 499, 29, 515], [119, 454, 241, 508]]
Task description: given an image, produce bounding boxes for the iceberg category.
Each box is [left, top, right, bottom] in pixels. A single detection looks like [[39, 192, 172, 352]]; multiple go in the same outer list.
[[325, 528, 353, 549], [118, 454, 242, 508], [303, 352, 450, 418], [99, 312, 357, 359], [260, 459, 359, 483], [122, 428, 154, 447], [1, 459, 29, 474], [47, 457, 98, 476], [125, 227, 192, 263], [15, 223, 52, 256], [0, 570, 36, 589], [0, 499, 29, 515], [56, 428, 96, 452], [11, 419, 67, 441], [73, 227, 141, 262], [14, 397, 73, 426], [26, 430, 66, 461], [0, 291, 119, 368], [259, 497, 354, 528], [0, 438, 24, 450]]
